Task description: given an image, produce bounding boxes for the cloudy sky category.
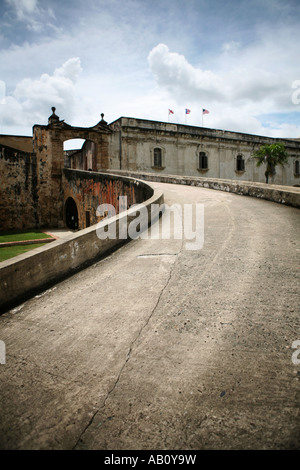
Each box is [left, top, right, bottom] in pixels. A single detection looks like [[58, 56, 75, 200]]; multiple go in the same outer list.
[[1, 0, 300, 143]]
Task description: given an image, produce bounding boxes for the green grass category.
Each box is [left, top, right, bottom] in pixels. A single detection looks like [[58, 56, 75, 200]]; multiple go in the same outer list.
[[0, 230, 53, 262], [0, 230, 52, 243], [0, 243, 46, 262]]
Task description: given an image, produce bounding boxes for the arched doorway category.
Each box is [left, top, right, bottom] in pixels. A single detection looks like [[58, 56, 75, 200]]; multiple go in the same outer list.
[[65, 197, 79, 230]]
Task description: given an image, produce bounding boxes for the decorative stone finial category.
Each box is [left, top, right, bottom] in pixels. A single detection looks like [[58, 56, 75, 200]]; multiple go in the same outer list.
[[48, 106, 59, 124], [100, 113, 107, 125]]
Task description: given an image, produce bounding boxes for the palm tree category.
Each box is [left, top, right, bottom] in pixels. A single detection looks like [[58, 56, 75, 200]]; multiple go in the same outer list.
[[252, 143, 289, 184]]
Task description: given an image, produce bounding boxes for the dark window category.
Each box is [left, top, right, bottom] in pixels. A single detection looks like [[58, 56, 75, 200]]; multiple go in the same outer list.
[[295, 160, 299, 175], [154, 148, 162, 167], [236, 154, 245, 172], [199, 152, 208, 170]]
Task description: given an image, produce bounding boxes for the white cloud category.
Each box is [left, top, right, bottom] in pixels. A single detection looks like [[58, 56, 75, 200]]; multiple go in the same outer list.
[[53, 57, 82, 83], [1, 1, 300, 138], [5, 0, 56, 32], [6, 0, 38, 17], [0, 58, 82, 129], [147, 41, 300, 137], [148, 44, 224, 103], [0, 81, 6, 105], [221, 41, 241, 54], [148, 43, 293, 110]]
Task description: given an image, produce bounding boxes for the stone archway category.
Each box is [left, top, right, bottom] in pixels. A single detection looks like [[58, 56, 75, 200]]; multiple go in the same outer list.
[[65, 197, 79, 230], [32, 107, 112, 228]]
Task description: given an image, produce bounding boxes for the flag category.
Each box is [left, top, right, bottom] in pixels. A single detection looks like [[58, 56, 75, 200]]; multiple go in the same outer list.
[[169, 109, 174, 114], [202, 109, 209, 115], [185, 109, 191, 114]]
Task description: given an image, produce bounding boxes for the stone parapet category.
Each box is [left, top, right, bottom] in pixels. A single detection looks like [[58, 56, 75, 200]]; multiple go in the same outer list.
[[102, 170, 300, 209], [0, 176, 163, 313]]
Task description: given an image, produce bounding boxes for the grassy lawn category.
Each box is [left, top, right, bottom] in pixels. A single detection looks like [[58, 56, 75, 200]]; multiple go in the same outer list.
[[0, 230, 52, 243], [0, 230, 53, 262], [0, 243, 46, 262]]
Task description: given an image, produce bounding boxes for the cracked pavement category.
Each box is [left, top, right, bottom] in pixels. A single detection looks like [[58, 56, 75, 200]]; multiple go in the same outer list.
[[0, 182, 299, 450]]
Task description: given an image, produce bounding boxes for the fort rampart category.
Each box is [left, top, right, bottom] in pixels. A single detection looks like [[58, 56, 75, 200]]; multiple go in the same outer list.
[[0, 143, 38, 230], [1, 110, 300, 231], [0, 174, 163, 313], [103, 170, 300, 209], [62, 169, 154, 230]]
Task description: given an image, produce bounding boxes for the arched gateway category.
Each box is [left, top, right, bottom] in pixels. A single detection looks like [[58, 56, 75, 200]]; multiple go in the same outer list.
[[65, 197, 79, 230], [32, 108, 112, 228]]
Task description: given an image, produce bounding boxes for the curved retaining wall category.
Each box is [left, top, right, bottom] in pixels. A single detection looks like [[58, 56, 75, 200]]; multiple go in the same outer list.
[[63, 168, 155, 229], [103, 170, 300, 209], [0, 175, 164, 314]]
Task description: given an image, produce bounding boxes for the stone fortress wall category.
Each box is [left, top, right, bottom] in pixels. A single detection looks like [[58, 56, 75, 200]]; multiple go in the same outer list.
[[0, 109, 300, 233], [1, 109, 300, 312], [108, 117, 300, 186]]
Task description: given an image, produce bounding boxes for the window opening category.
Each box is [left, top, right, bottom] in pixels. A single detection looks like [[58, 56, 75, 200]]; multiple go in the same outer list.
[[199, 152, 208, 170], [236, 154, 245, 172], [154, 148, 162, 167]]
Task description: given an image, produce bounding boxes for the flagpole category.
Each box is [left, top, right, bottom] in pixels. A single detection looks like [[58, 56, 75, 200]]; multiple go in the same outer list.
[[185, 108, 191, 125], [202, 109, 209, 127]]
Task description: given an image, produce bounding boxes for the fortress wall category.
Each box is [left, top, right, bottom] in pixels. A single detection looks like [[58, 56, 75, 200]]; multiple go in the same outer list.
[[0, 135, 33, 153], [0, 176, 162, 313], [63, 169, 154, 229], [102, 169, 300, 209], [109, 117, 300, 186], [0, 144, 38, 230]]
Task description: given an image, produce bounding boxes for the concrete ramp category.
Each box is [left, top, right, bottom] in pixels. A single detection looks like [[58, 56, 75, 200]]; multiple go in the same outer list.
[[0, 182, 299, 450]]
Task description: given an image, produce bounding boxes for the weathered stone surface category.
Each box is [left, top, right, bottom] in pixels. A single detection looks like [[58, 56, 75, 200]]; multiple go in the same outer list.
[[1, 112, 299, 232], [0, 144, 38, 230], [0, 182, 299, 450], [0, 112, 113, 230], [0, 178, 163, 313], [108, 117, 300, 186], [100, 170, 300, 209], [0, 135, 33, 153], [62, 169, 153, 229]]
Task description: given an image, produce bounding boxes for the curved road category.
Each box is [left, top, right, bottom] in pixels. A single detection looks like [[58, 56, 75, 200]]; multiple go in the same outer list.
[[0, 182, 299, 450]]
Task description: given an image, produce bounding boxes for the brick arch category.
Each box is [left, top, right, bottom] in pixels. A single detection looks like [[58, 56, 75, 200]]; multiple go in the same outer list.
[[65, 197, 79, 230]]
